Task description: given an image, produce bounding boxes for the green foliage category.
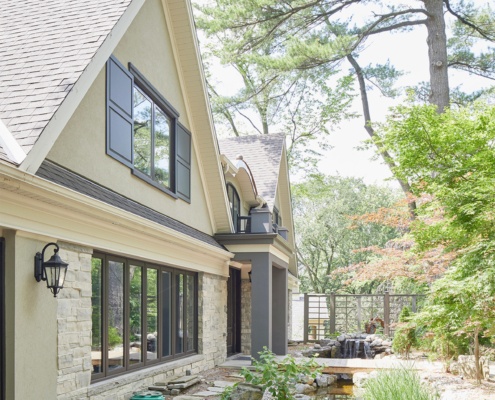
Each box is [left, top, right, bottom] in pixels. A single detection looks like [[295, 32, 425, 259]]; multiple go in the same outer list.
[[108, 326, 122, 349], [363, 366, 439, 400], [293, 173, 401, 294], [392, 307, 417, 358], [379, 102, 495, 359], [221, 347, 321, 400]]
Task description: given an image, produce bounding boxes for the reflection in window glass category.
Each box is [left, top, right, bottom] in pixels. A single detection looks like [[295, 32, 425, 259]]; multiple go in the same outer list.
[[91, 258, 103, 375], [176, 274, 184, 354], [146, 268, 158, 361], [154, 106, 171, 188], [161, 271, 172, 357], [129, 265, 142, 365], [186, 274, 195, 351], [134, 87, 152, 175], [108, 261, 124, 371]]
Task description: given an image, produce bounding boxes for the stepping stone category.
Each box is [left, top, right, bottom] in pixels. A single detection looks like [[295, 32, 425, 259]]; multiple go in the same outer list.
[[192, 391, 220, 397], [173, 396, 205, 400], [168, 375, 198, 384], [207, 387, 225, 393], [168, 377, 200, 389], [213, 380, 236, 388]]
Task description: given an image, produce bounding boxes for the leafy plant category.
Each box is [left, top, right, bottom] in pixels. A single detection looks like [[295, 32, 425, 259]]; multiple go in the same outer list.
[[364, 366, 439, 400], [221, 347, 321, 400], [392, 306, 417, 358]]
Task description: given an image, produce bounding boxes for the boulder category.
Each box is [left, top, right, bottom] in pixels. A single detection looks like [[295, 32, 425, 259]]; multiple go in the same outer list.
[[451, 355, 490, 380], [353, 371, 378, 388], [294, 383, 317, 394], [315, 373, 337, 387], [230, 383, 264, 400]]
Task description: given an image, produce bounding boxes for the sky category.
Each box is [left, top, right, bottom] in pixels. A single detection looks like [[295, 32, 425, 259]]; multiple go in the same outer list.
[[197, 1, 493, 188]]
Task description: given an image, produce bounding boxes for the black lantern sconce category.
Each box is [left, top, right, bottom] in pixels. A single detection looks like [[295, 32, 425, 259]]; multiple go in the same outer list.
[[248, 270, 252, 282], [34, 243, 69, 297]]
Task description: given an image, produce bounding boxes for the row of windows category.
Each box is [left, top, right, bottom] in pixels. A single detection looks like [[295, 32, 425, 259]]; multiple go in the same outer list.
[[91, 253, 197, 381]]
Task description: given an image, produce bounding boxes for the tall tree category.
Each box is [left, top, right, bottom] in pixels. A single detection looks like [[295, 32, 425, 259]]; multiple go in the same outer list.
[[197, 19, 356, 170], [292, 174, 400, 294], [196, 0, 495, 194]]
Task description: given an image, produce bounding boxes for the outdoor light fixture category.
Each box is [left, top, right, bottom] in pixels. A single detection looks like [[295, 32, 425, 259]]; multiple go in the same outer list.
[[248, 270, 252, 282], [34, 242, 69, 297]]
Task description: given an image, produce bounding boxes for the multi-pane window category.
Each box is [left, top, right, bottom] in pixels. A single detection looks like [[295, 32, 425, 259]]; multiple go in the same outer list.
[[227, 184, 241, 232], [133, 87, 172, 189], [106, 56, 192, 202], [91, 254, 197, 381]]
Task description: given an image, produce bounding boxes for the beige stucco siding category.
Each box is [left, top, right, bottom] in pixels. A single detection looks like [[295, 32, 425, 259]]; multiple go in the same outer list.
[[47, 0, 213, 235], [4, 232, 58, 399]]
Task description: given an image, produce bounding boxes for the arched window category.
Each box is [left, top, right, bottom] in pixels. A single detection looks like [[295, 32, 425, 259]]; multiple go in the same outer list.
[[227, 183, 241, 232]]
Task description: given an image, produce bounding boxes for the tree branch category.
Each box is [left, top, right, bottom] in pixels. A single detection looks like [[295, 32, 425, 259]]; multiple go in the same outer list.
[[444, 0, 495, 41]]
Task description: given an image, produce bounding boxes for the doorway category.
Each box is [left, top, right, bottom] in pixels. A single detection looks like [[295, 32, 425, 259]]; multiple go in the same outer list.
[[226, 267, 241, 356]]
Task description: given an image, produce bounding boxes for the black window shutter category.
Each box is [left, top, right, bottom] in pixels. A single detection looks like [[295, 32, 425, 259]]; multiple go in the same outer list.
[[106, 56, 133, 167], [176, 123, 191, 202]]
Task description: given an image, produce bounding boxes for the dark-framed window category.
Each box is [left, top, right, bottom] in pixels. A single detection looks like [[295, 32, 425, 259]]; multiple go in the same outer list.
[[106, 55, 191, 202], [273, 207, 282, 227], [227, 183, 241, 232], [91, 253, 198, 382]]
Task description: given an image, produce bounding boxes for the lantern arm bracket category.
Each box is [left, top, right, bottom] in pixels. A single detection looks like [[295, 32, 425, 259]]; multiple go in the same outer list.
[[34, 242, 60, 282]]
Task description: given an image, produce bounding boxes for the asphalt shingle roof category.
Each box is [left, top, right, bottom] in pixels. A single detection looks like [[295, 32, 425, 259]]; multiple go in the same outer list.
[[218, 134, 285, 211], [0, 0, 132, 163], [36, 161, 224, 250]]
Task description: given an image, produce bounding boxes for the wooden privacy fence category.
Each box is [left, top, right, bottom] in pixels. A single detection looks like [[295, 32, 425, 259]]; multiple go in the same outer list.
[[303, 292, 425, 342]]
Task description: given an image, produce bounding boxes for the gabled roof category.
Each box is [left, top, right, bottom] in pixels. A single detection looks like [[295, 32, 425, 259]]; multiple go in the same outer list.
[[218, 134, 286, 211], [0, 0, 133, 164], [0, 0, 233, 234]]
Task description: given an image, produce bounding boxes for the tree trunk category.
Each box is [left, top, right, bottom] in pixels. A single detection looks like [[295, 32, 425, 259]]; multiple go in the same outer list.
[[347, 54, 417, 217], [423, 0, 450, 112], [474, 327, 481, 383]]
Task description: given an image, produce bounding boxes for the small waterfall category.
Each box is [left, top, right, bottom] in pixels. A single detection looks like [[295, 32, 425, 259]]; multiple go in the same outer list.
[[363, 341, 372, 359], [342, 339, 359, 358], [353, 340, 360, 358]]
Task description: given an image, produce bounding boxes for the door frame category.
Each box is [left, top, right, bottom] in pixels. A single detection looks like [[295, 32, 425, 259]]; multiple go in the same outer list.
[[0, 238, 4, 400]]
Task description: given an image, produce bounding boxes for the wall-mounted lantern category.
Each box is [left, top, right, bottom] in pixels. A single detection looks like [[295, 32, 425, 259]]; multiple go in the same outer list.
[[248, 270, 252, 282], [34, 242, 69, 297]]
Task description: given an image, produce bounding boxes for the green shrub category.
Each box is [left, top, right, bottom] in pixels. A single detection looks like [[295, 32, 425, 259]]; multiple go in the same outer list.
[[221, 347, 321, 400], [364, 366, 439, 400], [392, 306, 417, 357]]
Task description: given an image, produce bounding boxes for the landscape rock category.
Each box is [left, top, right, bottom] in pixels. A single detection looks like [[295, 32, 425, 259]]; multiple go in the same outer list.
[[229, 383, 264, 400], [450, 355, 490, 380], [353, 371, 378, 388], [294, 383, 317, 394]]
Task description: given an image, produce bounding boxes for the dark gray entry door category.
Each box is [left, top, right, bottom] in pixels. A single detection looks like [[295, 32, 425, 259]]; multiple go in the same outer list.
[[0, 238, 4, 400], [226, 267, 241, 356]]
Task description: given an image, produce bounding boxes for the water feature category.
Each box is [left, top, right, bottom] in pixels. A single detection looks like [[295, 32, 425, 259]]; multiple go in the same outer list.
[[363, 341, 372, 359], [307, 379, 355, 399]]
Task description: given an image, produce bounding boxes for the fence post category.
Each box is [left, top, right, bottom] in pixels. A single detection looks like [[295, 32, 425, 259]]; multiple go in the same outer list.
[[412, 295, 417, 313], [330, 292, 336, 334], [304, 293, 309, 343], [384, 291, 390, 336], [357, 296, 362, 332]]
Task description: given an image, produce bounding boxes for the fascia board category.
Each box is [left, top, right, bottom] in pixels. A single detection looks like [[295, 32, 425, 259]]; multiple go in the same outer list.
[[162, 0, 233, 234], [0, 119, 25, 164]]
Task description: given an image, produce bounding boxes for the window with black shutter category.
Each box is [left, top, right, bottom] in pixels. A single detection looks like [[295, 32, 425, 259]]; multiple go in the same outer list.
[[106, 56, 191, 202]]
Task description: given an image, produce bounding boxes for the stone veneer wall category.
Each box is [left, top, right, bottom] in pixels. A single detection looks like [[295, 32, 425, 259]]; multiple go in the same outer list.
[[240, 279, 252, 355], [56, 248, 228, 400], [198, 273, 228, 368], [57, 243, 94, 399]]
